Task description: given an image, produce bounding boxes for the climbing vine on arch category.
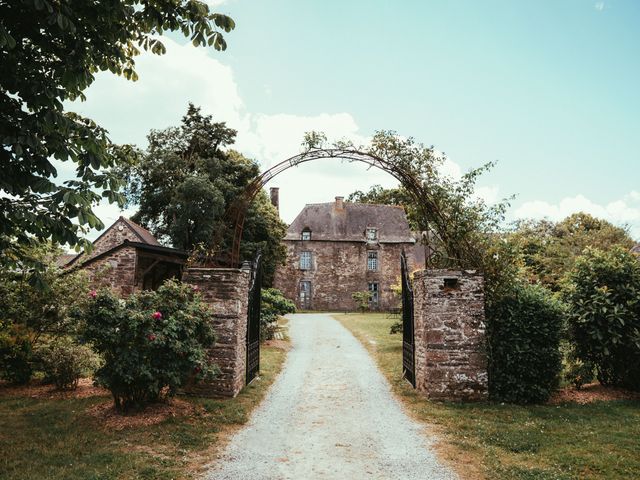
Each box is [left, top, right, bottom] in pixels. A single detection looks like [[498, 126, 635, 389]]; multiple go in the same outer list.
[[193, 129, 510, 271]]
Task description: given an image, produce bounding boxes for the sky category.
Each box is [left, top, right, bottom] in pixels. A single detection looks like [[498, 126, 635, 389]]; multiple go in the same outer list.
[[69, 0, 640, 239]]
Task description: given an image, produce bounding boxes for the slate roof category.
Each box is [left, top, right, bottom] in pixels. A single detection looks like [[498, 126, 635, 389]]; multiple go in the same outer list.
[[285, 201, 415, 243], [55, 253, 78, 267], [119, 217, 161, 246], [61, 217, 162, 268]]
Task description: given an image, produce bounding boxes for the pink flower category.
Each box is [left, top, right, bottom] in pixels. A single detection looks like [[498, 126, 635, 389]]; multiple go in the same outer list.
[[194, 366, 202, 374], [191, 285, 200, 292], [88, 290, 97, 299], [147, 333, 156, 342], [152, 311, 162, 320]]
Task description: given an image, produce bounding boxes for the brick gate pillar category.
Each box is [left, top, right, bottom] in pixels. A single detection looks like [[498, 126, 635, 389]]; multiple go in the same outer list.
[[181, 267, 250, 398], [412, 270, 488, 401]]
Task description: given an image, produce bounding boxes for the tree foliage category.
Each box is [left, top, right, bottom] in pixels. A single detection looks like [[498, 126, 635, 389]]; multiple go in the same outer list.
[[260, 288, 295, 341], [563, 247, 640, 390], [509, 213, 634, 290], [0, 242, 91, 343], [0, 242, 91, 383], [124, 104, 287, 285], [0, 0, 234, 272]]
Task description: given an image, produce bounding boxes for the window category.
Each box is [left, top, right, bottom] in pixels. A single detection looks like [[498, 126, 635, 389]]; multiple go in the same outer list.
[[366, 227, 378, 242], [301, 228, 311, 241], [368, 282, 379, 307], [367, 251, 378, 271], [299, 251, 312, 270], [299, 281, 312, 309]]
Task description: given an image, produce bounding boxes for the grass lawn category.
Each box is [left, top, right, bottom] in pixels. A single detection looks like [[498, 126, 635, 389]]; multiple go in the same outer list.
[[334, 312, 640, 480], [0, 342, 288, 480]]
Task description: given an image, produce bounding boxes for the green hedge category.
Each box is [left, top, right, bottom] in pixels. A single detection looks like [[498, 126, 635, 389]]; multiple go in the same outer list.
[[487, 281, 564, 404]]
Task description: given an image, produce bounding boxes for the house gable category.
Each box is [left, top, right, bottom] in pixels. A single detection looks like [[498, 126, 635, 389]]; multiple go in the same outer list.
[[65, 217, 160, 268]]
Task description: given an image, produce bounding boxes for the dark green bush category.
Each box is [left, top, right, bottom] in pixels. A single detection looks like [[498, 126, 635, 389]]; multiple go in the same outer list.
[[35, 337, 101, 390], [563, 247, 640, 390], [81, 280, 218, 411], [260, 288, 295, 341], [0, 323, 33, 385], [487, 281, 564, 404]]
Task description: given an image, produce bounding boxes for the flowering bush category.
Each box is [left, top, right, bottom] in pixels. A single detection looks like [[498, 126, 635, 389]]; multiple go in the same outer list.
[[81, 280, 217, 411]]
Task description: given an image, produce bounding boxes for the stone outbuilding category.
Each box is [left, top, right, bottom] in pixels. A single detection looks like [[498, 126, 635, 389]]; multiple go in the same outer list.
[[62, 217, 187, 295], [273, 196, 418, 311]]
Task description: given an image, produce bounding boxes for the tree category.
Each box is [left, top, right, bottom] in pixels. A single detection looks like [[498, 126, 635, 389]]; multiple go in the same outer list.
[[563, 247, 640, 390], [509, 213, 635, 290], [0, 0, 234, 273], [125, 104, 287, 285]]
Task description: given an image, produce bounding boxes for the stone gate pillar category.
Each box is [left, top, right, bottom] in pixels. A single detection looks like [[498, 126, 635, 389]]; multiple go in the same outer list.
[[181, 267, 249, 398], [413, 270, 488, 401]]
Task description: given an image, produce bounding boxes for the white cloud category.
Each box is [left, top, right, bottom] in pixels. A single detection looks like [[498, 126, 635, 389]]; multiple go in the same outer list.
[[594, 2, 605, 11], [474, 185, 500, 205], [67, 37, 401, 227], [514, 192, 640, 239]]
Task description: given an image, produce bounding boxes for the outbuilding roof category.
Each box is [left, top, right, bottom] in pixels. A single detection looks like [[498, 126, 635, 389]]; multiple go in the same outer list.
[[285, 200, 415, 243]]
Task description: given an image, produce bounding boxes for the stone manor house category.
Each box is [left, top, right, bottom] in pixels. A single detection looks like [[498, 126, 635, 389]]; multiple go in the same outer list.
[[272, 190, 418, 311]]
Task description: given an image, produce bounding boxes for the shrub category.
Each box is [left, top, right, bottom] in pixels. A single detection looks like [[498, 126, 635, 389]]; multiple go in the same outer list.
[[35, 337, 101, 390], [487, 281, 564, 404], [351, 291, 372, 312], [563, 247, 640, 390], [0, 323, 33, 385], [260, 288, 295, 341], [81, 280, 218, 411]]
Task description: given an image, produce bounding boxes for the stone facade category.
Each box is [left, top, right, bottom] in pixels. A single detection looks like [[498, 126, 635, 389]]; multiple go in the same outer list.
[[275, 240, 415, 311], [412, 269, 488, 401], [182, 268, 250, 398], [273, 198, 417, 311], [81, 245, 138, 296]]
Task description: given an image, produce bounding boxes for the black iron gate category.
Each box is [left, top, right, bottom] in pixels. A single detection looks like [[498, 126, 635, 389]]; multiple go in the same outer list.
[[246, 253, 262, 385], [401, 250, 416, 387]]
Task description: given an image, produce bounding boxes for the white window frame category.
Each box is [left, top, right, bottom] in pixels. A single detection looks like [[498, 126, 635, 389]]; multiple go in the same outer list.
[[367, 251, 378, 271], [368, 282, 379, 306], [299, 251, 312, 270], [301, 229, 311, 241]]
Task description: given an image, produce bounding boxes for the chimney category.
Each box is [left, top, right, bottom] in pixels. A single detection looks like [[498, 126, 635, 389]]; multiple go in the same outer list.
[[269, 187, 280, 214], [335, 196, 344, 210]]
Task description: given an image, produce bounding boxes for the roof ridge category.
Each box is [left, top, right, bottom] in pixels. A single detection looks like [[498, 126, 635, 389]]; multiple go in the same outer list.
[[119, 216, 160, 245], [302, 201, 405, 209]]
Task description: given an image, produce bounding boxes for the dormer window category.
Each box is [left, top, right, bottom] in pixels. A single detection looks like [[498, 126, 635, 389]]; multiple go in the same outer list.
[[301, 228, 311, 241], [366, 228, 378, 242]]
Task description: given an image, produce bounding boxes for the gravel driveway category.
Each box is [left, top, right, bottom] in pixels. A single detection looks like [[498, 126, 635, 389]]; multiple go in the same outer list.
[[206, 313, 457, 480]]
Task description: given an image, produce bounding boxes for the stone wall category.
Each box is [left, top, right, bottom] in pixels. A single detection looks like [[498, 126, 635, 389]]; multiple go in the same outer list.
[[81, 245, 138, 296], [412, 269, 488, 401], [273, 240, 417, 311], [182, 267, 250, 398]]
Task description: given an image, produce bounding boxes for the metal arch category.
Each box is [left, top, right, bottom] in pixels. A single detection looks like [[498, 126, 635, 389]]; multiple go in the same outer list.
[[191, 147, 449, 268]]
